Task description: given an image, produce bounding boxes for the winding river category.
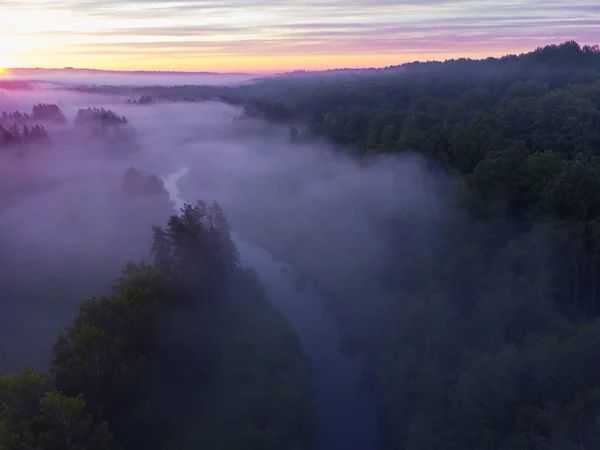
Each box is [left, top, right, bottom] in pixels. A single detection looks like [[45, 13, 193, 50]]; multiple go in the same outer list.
[[163, 167, 381, 450]]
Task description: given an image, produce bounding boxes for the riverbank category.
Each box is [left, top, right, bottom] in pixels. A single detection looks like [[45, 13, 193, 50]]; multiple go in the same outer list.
[[166, 167, 382, 449], [228, 225, 390, 450], [162, 168, 318, 449], [167, 267, 317, 449]]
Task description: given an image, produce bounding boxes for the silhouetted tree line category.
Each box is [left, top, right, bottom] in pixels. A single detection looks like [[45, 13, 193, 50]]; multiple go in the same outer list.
[[32, 103, 67, 123], [74, 107, 141, 154], [242, 98, 295, 123], [122, 167, 168, 196], [75, 108, 128, 127], [0, 104, 65, 155], [0, 123, 50, 151], [0, 202, 316, 449], [223, 41, 600, 449], [1, 110, 33, 123], [126, 95, 155, 105], [0, 104, 65, 128], [0, 104, 142, 156]]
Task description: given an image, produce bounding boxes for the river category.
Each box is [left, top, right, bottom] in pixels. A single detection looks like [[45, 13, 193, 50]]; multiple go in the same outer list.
[[163, 167, 381, 450]]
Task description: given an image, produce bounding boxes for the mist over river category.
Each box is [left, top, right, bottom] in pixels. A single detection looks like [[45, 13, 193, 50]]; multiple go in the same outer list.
[[163, 167, 382, 450]]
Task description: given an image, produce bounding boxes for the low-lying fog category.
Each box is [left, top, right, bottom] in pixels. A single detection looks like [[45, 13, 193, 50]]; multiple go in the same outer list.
[[0, 84, 448, 374]]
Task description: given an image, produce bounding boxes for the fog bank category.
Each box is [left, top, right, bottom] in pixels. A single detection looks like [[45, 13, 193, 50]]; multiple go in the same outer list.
[[5, 69, 259, 87], [0, 90, 448, 379]]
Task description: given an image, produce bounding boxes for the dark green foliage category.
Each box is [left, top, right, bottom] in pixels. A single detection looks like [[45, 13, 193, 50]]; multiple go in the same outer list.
[[243, 98, 294, 122], [168, 268, 316, 450], [0, 368, 114, 450], [90, 40, 600, 449], [152, 201, 238, 305], [2, 203, 315, 450], [206, 41, 600, 449]]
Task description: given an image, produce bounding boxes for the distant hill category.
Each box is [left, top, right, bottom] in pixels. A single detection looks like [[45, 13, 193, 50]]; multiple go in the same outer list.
[[4, 68, 259, 88], [278, 67, 404, 77], [276, 40, 600, 78]]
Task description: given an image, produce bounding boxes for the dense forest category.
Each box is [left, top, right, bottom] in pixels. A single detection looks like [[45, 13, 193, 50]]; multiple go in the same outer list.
[[0, 98, 317, 447], [1, 103, 66, 125], [131, 40, 600, 449], [0, 196, 316, 450], [241, 40, 600, 450], [5, 39, 600, 449]]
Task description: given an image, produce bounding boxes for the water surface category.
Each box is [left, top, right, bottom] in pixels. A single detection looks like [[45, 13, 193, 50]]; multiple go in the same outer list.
[[163, 167, 381, 450]]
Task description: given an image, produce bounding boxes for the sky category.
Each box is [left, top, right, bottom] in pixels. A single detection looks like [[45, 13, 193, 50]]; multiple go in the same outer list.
[[1, 0, 599, 73]]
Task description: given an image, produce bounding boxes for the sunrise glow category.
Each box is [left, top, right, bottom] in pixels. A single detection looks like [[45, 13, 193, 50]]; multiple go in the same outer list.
[[1, 1, 599, 72], [0, 55, 15, 72]]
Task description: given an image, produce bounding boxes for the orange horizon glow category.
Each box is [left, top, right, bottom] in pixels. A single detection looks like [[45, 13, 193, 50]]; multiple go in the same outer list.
[[0, 45, 570, 75]]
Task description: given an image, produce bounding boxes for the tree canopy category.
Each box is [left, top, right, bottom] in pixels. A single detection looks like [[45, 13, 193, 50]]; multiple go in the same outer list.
[[1, 201, 316, 450], [197, 40, 600, 449]]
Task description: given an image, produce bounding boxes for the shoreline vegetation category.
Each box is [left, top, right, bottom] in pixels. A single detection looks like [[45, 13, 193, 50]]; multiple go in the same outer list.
[[0, 192, 317, 449], [164, 40, 600, 449], [236, 40, 600, 450]]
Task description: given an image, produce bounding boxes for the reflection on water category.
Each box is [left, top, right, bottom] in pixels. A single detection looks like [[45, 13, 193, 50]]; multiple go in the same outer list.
[[162, 167, 381, 450]]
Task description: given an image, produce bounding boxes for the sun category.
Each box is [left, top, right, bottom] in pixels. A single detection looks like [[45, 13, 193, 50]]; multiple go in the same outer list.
[[0, 55, 15, 72]]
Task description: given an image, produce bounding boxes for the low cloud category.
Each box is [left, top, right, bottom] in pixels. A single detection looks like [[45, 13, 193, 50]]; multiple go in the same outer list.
[[0, 85, 448, 376]]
